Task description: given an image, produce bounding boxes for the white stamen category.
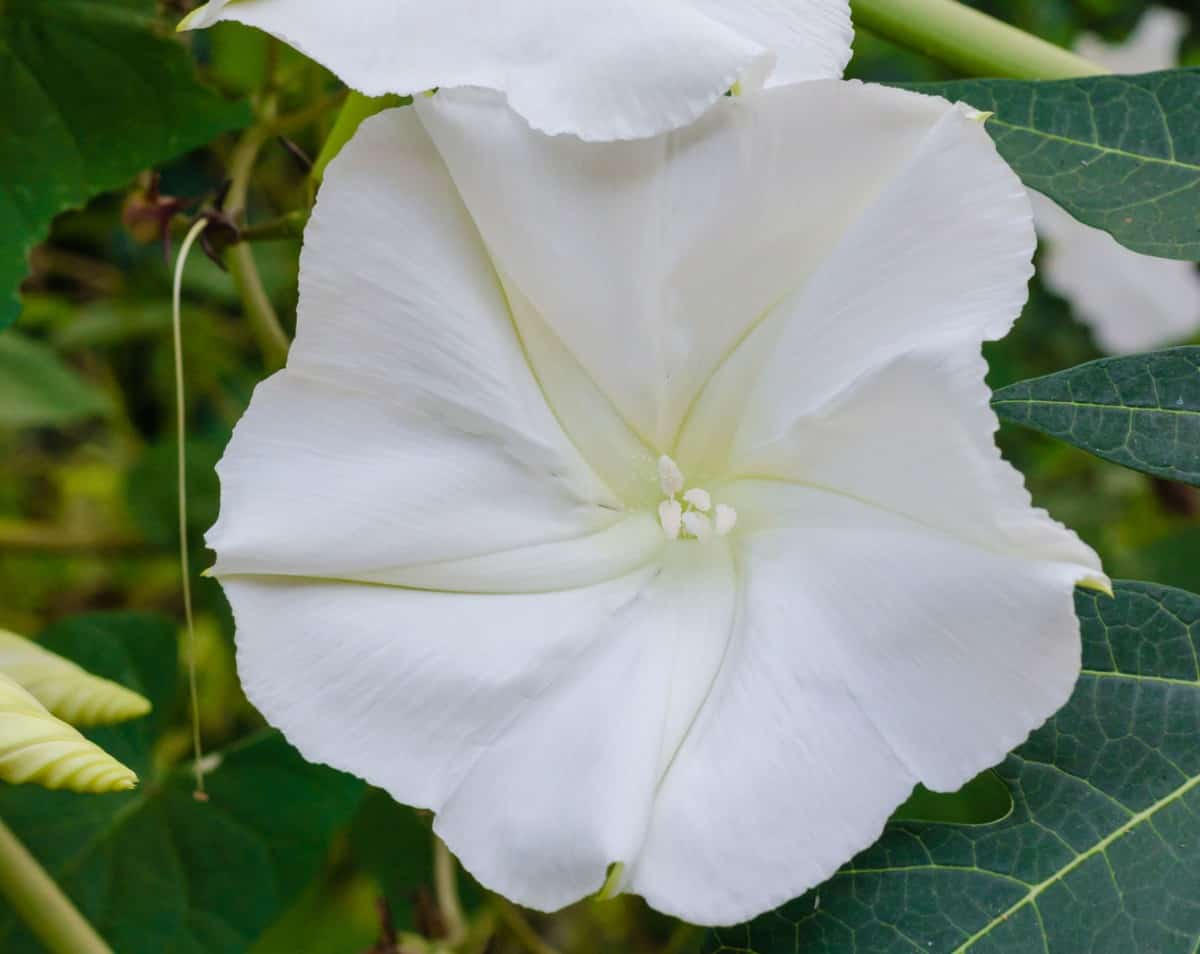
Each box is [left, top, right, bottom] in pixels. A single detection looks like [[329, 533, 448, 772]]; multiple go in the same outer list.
[[682, 511, 713, 543], [658, 498, 682, 540], [682, 488, 711, 512], [714, 504, 738, 536], [657, 455, 684, 496]]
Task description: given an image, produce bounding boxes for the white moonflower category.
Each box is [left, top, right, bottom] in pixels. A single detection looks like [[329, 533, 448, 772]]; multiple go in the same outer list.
[[1031, 6, 1200, 354], [209, 82, 1106, 925], [178, 0, 852, 141]]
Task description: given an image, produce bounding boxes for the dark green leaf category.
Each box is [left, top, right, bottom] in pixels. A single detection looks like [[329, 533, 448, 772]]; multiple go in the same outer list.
[[704, 581, 1200, 954], [0, 331, 110, 427], [906, 70, 1200, 260], [0, 0, 250, 328], [992, 347, 1200, 485], [0, 612, 364, 954]]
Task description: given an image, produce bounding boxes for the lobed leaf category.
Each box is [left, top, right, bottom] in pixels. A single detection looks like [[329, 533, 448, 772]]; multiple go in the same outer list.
[[905, 70, 1200, 260], [991, 347, 1200, 485], [704, 581, 1200, 953], [0, 0, 250, 328]]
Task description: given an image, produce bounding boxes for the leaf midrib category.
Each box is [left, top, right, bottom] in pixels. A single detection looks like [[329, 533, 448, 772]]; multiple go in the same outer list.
[[992, 397, 1199, 416], [987, 119, 1200, 174]]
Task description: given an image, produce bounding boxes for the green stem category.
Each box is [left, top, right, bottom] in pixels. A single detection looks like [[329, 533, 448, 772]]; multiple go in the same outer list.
[[433, 836, 467, 945], [0, 817, 112, 954], [237, 210, 308, 243], [851, 0, 1107, 79], [224, 120, 290, 371]]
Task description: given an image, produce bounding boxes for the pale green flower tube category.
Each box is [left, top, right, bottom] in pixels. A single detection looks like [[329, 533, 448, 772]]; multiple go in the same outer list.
[[0, 673, 137, 794]]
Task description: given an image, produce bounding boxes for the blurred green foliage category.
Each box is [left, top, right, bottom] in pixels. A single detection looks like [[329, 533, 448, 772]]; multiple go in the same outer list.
[[0, 2, 1197, 953]]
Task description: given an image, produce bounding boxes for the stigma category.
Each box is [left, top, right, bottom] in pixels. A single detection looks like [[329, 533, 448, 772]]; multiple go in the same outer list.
[[656, 455, 737, 542]]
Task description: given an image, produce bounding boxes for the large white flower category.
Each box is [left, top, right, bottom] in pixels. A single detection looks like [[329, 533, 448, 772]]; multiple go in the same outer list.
[[179, 0, 852, 141], [209, 82, 1106, 925], [1032, 6, 1200, 354]]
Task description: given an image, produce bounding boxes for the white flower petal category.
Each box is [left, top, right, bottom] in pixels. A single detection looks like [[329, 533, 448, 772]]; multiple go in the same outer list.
[[209, 109, 659, 591], [209, 373, 663, 591], [181, 0, 850, 141], [676, 92, 1034, 472], [224, 542, 735, 911], [1076, 6, 1185, 74], [630, 483, 1090, 925], [732, 346, 1105, 573], [417, 82, 956, 449], [1031, 190, 1200, 354], [690, 0, 852, 87]]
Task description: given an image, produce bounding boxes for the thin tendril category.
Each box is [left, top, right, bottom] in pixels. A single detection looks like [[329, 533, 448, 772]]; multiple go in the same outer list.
[[173, 218, 210, 801]]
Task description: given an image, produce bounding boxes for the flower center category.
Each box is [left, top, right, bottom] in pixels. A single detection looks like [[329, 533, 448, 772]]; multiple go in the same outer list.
[[656, 455, 737, 542]]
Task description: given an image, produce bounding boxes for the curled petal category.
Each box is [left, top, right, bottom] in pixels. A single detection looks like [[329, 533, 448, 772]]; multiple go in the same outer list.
[[0, 630, 150, 726], [0, 674, 138, 793], [180, 0, 851, 141]]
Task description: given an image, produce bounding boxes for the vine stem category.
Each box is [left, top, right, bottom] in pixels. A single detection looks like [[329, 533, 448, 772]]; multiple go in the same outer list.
[[851, 0, 1107, 79], [224, 121, 290, 370], [0, 816, 112, 954]]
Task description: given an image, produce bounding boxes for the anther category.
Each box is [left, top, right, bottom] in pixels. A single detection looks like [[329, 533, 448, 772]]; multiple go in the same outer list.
[[682, 511, 714, 543], [657, 455, 684, 496], [682, 488, 711, 512]]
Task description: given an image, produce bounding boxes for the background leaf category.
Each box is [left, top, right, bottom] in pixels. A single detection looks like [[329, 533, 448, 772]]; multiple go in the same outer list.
[[703, 581, 1200, 954], [0, 331, 110, 427], [992, 347, 1200, 485], [906, 70, 1200, 260], [0, 0, 250, 328], [0, 612, 364, 954]]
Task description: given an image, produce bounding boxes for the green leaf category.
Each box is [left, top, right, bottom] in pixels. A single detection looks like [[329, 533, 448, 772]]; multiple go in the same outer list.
[[0, 612, 364, 954], [890, 772, 1012, 826], [0, 331, 110, 427], [348, 789, 486, 932], [906, 70, 1200, 260], [347, 789, 436, 932], [704, 581, 1200, 954], [0, 0, 251, 328], [992, 347, 1200, 486], [126, 436, 227, 548]]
